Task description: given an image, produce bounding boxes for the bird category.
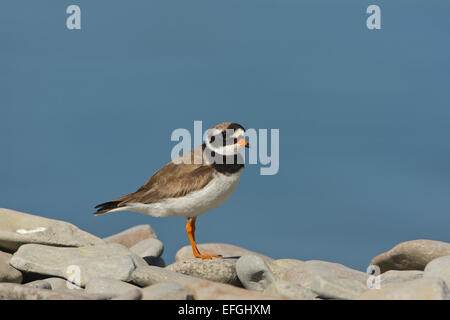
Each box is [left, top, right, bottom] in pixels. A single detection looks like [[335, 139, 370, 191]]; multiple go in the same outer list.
[[93, 122, 249, 259]]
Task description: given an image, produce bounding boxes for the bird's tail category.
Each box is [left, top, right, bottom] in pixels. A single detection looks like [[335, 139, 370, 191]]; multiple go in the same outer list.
[[93, 201, 122, 215]]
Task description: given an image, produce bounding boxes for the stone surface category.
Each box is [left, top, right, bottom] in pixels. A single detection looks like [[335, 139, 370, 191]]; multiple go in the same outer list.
[[111, 289, 142, 300], [141, 282, 193, 300], [131, 266, 283, 300], [281, 260, 369, 289], [44, 277, 79, 291], [236, 255, 277, 291], [380, 270, 424, 286], [130, 238, 164, 259], [358, 277, 450, 300], [424, 255, 450, 284], [264, 280, 318, 300], [182, 278, 284, 300], [166, 258, 241, 286], [10, 243, 147, 286], [0, 208, 103, 252], [132, 266, 196, 287], [0, 283, 100, 300], [24, 280, 52, 290], [370, 240, 450, 273], [310, 276, 368, 300], [268, 259, 304, 278], [0, 251, 22, 283], [176, 243, 273, 263], [104, 225, 157, 248], [144, 256, 166, 267], [85, 277, 142, 299]]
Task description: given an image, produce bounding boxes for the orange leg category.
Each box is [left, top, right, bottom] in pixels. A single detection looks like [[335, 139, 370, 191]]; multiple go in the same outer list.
[[186, 217, 221, 259]]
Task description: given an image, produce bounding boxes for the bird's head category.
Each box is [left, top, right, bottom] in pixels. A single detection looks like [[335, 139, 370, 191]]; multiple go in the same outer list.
[[205, 122, 249, 156]]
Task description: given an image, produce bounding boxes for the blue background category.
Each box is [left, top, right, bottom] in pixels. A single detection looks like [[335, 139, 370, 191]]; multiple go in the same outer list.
[[1, 1, 449, 271]]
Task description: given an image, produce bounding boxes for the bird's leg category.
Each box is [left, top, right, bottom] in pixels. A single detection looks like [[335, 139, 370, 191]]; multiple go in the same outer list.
[[186, 217, 221, 259]]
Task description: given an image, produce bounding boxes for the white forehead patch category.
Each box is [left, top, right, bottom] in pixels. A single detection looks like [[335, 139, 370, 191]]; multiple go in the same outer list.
[[233, 128, 245, 138]]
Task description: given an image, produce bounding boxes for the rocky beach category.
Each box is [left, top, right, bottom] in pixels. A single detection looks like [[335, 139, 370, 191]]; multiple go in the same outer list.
[[1, 207, 450, 300]]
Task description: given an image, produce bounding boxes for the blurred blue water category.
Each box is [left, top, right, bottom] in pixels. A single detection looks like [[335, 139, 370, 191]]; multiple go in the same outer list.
[[1, 1, 449, 270]]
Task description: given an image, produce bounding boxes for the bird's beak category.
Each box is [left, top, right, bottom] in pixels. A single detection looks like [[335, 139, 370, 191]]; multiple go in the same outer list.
[[237, 138, 250, 148]]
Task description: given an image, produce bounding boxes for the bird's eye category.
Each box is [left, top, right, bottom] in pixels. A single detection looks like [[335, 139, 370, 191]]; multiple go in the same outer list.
[[234, 138, 238, 143], [210, 136, 215, 143]]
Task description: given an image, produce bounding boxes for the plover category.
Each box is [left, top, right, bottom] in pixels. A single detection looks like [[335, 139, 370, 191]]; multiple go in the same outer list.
[[94, 122, 249, 259]]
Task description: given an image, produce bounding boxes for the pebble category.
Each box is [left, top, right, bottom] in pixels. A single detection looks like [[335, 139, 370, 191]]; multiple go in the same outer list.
[[85, 277, 142, 299], [310, 276, 368, 300], [0, 250, 22, 283], [24, 280, 52, 290], [144, 256, 166, 267], [111, 289, 143, 300], [380, 270, 424, 286], [236, 255, 277, 291], [358, 277, 450, 300], [268, 259, 304, 278], [370, 240, 450, 273], [264, 280, 318, 300], [424, 255, 450, 284], [10, 243, 147, 286], [166, 258, 240, 286], [104, 224, 157, 248], [0, 283, 100, 300], [0, 208, 104, 252], [281, 260, 368, 289], [132, 266, 196, 287], [130, 238, 164, 259], [141, 282, 193, 300]]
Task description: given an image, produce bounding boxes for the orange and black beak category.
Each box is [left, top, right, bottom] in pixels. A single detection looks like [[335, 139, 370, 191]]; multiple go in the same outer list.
[[237, 138, 250, 148]]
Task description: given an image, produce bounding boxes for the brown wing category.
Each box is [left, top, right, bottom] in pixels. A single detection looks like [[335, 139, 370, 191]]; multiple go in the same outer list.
[[94, 146, 213, 214]]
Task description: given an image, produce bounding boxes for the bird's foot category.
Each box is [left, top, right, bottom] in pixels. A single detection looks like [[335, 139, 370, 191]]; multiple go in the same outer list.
[[194, 253, 222, 260]]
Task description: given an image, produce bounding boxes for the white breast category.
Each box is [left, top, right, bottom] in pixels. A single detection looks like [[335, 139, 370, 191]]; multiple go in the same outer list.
[[124, 169, 243, 218]]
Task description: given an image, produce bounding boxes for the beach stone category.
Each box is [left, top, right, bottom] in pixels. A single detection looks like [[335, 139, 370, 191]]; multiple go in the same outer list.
[[236, 255, 277, 291], [130, 238, 164, 259], [0, 208, 104, 252], [166, 258, 240, 286], [182, 279, 284, 300], [85, 277, 142, 299], [132, 266, 196, 287], [141, 282, 193, 300], [268, 259, 304, 278], [24, 280, 52, 290], [358, 277, 450, 300], [0, 283, 98, 300], [24, 277, 114, 299], [380, 270, 424, 286], [310, 276, 368, 300], [370, 240, 450, 273], [111, 289, 142, 300], [144, 256, 166, 267], [281, 260, 368, 289], [176, 243, 273, 263], [104, 225, 157, 248], [0, 251, 22, 283], [44, 277, 78, 290], [131, 266, 282, 300], [10, 243, 147, 286], [424, 255, 450, 284], [264, 280, 318, 300]]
